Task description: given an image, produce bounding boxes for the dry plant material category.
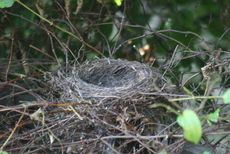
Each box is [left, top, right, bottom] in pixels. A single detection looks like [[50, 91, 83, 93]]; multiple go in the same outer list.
[[0, 59, 181, 153], [48, 58, 164, 102], [64, 0, 70, 18], [74, 0, 83, 15]]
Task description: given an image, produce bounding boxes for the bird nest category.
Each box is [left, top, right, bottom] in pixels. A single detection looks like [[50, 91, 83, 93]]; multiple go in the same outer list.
[[1, 58, 184, 154], [48, 58, 164, 102], [38, 58, 180, 153]]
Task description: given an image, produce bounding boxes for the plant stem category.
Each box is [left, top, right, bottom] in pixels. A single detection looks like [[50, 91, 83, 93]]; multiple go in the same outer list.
[[1, 108, 25, 150], [169, 96, 223, 102], [149, 103, 180, 115], [15, 0, 103, 56]]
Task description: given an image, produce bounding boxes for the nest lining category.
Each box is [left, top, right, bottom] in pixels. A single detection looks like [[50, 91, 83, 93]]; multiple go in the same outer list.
[[49, 58, 163, 101]]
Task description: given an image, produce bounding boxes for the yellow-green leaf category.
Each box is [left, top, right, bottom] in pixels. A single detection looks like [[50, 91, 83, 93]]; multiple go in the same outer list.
[[223, 89, 230, 104], [177, 109, 202, 144], [0, 151, 9, 154], [114, 0, 123, 6], [207, 109, 220, 124], [0, 0, 15, 8]]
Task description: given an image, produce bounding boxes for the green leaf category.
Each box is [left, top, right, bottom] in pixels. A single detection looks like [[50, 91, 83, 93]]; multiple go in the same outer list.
[[207, 109, 220, 124], [203, 151, 211, 154], [223, 89, 230, 104], [0, 151, 9, 154], [159, 149, 168, 154], [0, 0, 15, 8], [114, 0, 123, 6], [164, 18, 172, 29], [177, 109, 202, 144]]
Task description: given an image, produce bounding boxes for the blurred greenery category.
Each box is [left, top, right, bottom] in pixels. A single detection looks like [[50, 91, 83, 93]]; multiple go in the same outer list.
[[177, 109, 202, 144]]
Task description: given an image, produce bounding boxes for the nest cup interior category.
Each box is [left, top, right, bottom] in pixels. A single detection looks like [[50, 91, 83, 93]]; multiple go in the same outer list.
[[78, 60, 140, 88], [50, 58, 158, 100]]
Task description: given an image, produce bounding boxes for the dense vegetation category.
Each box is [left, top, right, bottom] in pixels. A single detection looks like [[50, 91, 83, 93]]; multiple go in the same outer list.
[[0, 0, 230, 153]]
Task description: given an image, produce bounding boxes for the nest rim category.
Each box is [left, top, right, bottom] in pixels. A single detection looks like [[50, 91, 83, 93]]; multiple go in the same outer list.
[[50, 58, 164, 101]]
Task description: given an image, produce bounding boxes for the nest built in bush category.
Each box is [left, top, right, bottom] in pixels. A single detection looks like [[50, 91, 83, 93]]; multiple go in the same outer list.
[[40, 58, 179, 153], [49, 58, 164, 102], [1, 59, 185, 154]]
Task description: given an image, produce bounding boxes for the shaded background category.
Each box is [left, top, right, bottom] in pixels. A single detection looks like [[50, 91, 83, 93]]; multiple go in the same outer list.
[[1, 0, 230, 100], [0, 0, 230, 101], [1, 1, 229, 59], [0, 0, 230, 102]]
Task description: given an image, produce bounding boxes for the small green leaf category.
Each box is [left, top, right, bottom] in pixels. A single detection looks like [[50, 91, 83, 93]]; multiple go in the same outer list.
[[0, 0, 15, 8], [114, 0, 123, 6], [0, 151, 9, 154], [203, 151, 211, 154], [159, 149, 168, 154], [177, 109, 202, 144], [164, 18, 172, 29], [207, 109, 220, 124], [223, 89, 230, 104]]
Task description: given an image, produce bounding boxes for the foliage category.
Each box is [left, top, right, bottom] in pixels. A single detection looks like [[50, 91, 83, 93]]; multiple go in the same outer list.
[[177, 109, 202, 144], [0, 151, 9, 154], [1, 0, 230, 61], [0, 0, 229, 153], [207, 109, 220, 125], [114, 0, 123, 6], [0, 0, 15, 8], [223, 88, 230, 104]]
